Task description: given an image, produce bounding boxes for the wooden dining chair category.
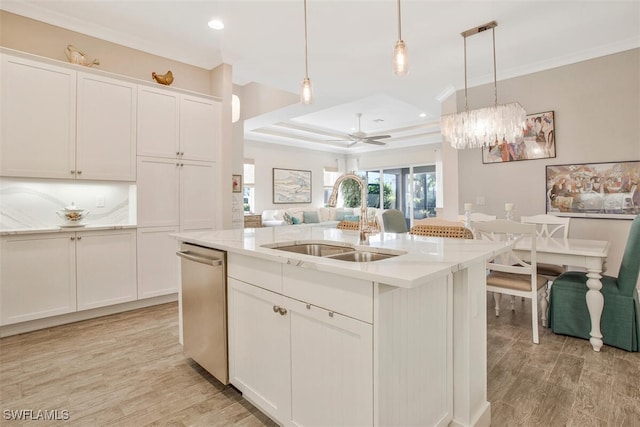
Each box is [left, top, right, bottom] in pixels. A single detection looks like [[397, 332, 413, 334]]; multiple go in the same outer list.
[[474, 220, 549, 344], [521, 214, 571, 284], [548, 214, 640, 351], [410, 223, 474, 239]]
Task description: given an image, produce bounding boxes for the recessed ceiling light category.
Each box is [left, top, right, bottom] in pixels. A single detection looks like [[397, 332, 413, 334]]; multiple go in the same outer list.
[[419, 113, 427, 118], [208, 19, 224, 30]]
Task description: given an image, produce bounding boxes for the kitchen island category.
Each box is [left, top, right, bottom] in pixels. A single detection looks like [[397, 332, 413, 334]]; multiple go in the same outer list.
[[173, 226, 512, 427]]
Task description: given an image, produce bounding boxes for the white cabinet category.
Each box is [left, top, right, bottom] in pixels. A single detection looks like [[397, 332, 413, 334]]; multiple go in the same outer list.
[[137, 85, 180, 158], [137, 157, 216, 230], [76, 72, 136, 181], [137, 86, 220, 162], [1, 233, 76, 325], [0, 54, 136, 181], [179, 95, 220, 162], [0, 229, 137, 325], [228, 278, 291, 423], [1, 54, 76, 178], [137, 227, 179, 298], [228, 273, 373, 426], [75, 229, 137, 310]]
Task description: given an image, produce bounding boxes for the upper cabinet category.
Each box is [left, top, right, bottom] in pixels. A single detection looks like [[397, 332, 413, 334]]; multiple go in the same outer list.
[[179, 95, 221, 162], [76, 72, 136, 181], [137, 86, 221, 162], [1, 55, 77, 179], [0, 54, 136, 181]]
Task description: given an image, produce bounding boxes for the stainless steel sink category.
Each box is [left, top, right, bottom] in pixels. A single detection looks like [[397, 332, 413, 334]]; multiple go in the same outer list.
[[262, 241, 405, 262], [326, 251, 397, 262], [271, 243, 354, 257]]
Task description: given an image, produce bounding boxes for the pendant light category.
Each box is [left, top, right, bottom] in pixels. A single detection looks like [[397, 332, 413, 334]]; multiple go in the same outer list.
[[441, 21, 526, 149], [392, 0, 408, 76], [300, 0, 313, 104]]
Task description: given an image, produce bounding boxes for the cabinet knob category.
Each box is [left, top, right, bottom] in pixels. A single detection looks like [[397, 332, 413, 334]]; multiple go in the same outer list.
[[278, 307, 288, 316], [180, 152, 184, 156], [77, 170, 82, 175], [273, 305, 280, 313], [176, 151, 180, 156], [77, 236, 82, 240], [70, 236, 75, 241], [70, 170, 76, 174], [306, 304, 311, 310], [328, 311, 334, 318]]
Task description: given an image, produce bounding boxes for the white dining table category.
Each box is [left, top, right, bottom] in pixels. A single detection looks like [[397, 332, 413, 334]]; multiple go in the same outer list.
[[514, 236, 611, 352]]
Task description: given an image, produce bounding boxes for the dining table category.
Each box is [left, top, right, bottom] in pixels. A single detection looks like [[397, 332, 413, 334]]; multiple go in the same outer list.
[[514, 236, 611, 352]]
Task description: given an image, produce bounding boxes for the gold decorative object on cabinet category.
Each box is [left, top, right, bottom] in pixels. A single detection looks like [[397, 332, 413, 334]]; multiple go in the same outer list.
[[152, 71, 174, 86], [65, 45, 100, 67]]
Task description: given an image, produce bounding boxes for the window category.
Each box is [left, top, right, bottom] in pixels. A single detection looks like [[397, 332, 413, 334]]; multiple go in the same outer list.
[[360, 164, 436, 226], [323, 167, 341, 205], [243, 160, 255, 213]]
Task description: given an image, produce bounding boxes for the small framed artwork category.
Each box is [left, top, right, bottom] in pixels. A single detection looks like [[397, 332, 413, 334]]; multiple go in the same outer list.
[[482, 111, 556, 164], [273, 168, 312, 204], [546, 160, 640, 219], [232, 174, 242, 193]]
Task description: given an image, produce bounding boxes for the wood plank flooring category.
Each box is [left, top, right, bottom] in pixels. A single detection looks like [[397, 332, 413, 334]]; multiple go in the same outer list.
[[1, 298, 638, 426]]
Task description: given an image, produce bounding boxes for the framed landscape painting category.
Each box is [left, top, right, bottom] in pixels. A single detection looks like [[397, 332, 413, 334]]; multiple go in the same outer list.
[[546, 160, 640, 219], [273, 168, 312, 204], [482, 111, 556, 164]]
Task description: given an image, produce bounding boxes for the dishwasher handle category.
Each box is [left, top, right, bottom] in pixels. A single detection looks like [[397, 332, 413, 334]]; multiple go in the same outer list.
[[176, 250, 223, 266]]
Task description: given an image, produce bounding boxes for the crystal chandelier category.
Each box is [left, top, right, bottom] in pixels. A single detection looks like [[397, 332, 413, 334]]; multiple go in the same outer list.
[[441, 21, 526, 149]]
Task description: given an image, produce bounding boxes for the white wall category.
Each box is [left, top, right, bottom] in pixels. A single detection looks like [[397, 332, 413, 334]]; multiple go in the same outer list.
[[451, 48, 640, 276], [356, 145, 440, 171], [244, 140, 346, 212]]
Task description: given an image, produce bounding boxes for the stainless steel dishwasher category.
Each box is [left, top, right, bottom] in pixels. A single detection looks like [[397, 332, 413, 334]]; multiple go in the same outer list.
[[177, 243, 228, 385]]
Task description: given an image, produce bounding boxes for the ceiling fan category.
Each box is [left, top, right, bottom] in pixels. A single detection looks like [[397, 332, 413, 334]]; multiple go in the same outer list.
[[328, 113, 391, 146]]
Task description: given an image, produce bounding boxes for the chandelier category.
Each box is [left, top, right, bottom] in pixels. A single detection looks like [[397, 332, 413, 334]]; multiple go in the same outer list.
[[441, 21, 526, 149]]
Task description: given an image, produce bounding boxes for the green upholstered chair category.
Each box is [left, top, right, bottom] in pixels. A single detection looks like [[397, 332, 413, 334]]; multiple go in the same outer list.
[[381, 209, 409, 233], [548, 215, 640, 351]]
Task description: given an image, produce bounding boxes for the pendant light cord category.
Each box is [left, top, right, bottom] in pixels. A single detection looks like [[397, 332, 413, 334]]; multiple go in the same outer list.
[[492, 26, 498, 107], [397, 0, 402, 40], [463, 35, 468, 111], [304, 0, 309, 79]]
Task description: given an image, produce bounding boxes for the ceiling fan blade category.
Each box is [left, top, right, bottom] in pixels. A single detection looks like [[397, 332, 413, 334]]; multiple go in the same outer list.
[[363, 139, 387, 146], [365, 134, 391, 140]]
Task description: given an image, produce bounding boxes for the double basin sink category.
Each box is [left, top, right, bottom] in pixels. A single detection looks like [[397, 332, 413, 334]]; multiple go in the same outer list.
[[262, 241, 406, 262]]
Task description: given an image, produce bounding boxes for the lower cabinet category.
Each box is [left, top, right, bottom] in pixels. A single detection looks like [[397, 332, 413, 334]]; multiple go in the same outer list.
[[75, 229, 137, 310], [1, 233, 76, 325], [137, 227, 179, 298], [1, 229, 137, 325], [228, 277, 373, 426]]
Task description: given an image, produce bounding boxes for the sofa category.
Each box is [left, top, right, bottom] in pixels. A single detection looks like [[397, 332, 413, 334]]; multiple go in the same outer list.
[[261, 207, 380, 228]]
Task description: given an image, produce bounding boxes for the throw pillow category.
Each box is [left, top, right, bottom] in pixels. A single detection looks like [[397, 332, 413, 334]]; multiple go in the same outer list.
[[335, 211, 347, 221], [303, 211, 319, 223], [283, 212, 293, 225], [291, 216, 301, 225], [344, 214, 360, 222]]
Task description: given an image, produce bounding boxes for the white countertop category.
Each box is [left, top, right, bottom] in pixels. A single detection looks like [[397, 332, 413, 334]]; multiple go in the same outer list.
[[173, 226, 513, 288], [0, 224, 137, 236]]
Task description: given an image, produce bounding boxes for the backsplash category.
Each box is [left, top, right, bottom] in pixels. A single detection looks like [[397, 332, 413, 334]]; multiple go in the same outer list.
[[0, 178, 136, 230]]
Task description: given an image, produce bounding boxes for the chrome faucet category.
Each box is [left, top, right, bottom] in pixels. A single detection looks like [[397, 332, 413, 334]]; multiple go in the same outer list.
[[327, 172, 374, 244]]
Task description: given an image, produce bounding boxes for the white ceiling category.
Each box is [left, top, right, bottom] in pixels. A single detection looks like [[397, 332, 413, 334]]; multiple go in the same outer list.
[[3, 1, 639, 153]]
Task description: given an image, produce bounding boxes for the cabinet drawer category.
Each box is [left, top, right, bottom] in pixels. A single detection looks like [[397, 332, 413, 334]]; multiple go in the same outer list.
[[282, 265, 373, 323], [228, 253, 282, 293]]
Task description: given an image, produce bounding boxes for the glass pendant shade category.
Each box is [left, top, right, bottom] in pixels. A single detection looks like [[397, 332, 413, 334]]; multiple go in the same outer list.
[[441, 102, 526, 149], [393, 40, 408, 76], [300, 77, 313, 104]]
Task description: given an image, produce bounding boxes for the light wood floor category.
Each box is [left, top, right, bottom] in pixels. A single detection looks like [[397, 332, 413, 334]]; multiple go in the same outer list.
[[1, 298, 638, 426]]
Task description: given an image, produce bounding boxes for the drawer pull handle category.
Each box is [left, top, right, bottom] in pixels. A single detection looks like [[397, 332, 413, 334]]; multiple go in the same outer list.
[[306, 304, 311, 310], [329, 311, 334, 318]]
